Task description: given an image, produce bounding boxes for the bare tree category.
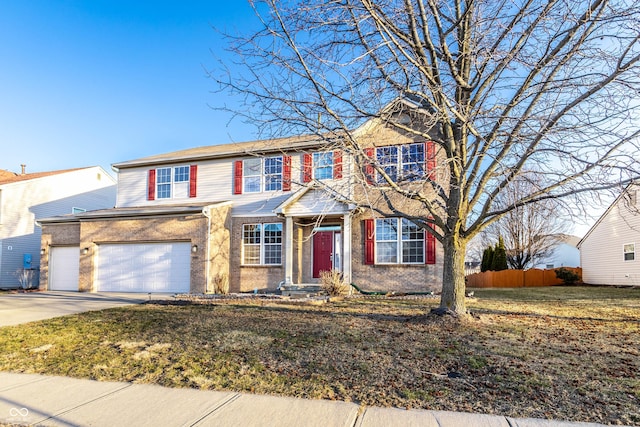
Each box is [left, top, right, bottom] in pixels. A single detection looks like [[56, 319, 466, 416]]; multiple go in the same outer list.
[[214, 0, 640, 315], [478, 174, 570, 269]]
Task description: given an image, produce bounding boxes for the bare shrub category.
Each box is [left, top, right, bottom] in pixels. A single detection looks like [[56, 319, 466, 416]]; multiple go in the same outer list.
[[212, 273, 229, 294], [319, 270, 348, 296]]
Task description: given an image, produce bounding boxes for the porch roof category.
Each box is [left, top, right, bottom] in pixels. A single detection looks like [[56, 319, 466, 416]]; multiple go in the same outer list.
[[273, 186, 356, 217]]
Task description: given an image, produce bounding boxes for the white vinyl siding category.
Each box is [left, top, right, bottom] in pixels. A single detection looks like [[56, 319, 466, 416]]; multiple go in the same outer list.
[[96, 243, 191, 293], [117, 156, 337, 217], [0, 167, 116, 288], [581, 184, 640, 286]]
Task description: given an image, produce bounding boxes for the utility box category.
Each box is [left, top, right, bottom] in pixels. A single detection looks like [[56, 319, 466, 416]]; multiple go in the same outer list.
[[23, 253, 32, 269]]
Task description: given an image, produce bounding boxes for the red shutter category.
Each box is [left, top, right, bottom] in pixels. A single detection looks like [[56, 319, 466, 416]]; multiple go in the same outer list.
[[333, 150, 343, 179], [426, 228, 436, 265], [364, 148, 375, 185], [364, 218, 375, 265], [233, 160, 243, 195], [189, 165, 197, 198], [147, 169, 156, 201], [302, 153, 313, 183], [282, 156, 292, 191], [426, 141, 436, 180]]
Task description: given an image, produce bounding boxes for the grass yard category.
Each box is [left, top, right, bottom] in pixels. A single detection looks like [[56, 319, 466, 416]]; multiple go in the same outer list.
[[0, 286, 638, 425]]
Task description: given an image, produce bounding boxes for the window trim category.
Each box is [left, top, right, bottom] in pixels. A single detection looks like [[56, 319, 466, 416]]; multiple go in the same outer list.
[[374, 218, 425, 265], [242, 156, 284, 193], [241, 222, 283, 266], [623, 243, 635, 261], [154, 165, 191, 200], [312, 152, 334, 180], [375, 142, 425, 184]]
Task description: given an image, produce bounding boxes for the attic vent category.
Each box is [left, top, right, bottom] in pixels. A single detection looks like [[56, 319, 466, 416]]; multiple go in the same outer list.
[[397, 114, 411, 124]]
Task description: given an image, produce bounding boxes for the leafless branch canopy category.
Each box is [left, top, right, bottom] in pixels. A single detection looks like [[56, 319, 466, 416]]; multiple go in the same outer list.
[[214, 0, 640, 242]]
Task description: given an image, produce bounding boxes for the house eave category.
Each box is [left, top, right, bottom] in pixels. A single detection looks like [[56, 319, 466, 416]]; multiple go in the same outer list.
[[37, 203, 231, 225]]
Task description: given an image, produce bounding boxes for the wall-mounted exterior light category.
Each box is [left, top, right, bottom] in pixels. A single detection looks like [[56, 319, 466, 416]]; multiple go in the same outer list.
[[191, 245, 198, 253], [82, 247, 90, 255]]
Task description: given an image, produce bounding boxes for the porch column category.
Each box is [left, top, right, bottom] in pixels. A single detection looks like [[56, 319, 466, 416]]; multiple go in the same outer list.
[[285, 215, 294, 285], [342, 212, 352, 287]]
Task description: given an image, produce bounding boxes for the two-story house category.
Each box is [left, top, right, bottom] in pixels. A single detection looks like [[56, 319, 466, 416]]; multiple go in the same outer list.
[[38, 101, 444, 294], [0, 166, 116, 289]]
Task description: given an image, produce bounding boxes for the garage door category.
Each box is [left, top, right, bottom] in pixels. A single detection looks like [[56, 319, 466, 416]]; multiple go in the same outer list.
[[49, 247, 80, 291], [96, 243, 191, 293]]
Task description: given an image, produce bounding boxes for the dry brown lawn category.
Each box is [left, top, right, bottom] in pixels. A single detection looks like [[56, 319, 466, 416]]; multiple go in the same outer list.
[[0, 286, 638, 425]]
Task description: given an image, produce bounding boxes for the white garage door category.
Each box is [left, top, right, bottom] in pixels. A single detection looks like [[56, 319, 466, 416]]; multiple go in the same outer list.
[[49, 247, 80, 291], [96, 243, 191, 293]]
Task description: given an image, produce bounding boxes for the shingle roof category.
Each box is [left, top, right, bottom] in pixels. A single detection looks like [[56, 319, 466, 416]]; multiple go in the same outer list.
[[37, 202, 231, 224], [112, 133, 339, 169], [0, 168, 86, 185]]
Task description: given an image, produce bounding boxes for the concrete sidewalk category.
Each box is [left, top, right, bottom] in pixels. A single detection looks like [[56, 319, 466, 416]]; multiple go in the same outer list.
[[0, 372, 619, 427]]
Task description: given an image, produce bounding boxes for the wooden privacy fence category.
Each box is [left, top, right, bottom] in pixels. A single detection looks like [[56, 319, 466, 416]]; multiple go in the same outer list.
[[466, 268, 582, 288]]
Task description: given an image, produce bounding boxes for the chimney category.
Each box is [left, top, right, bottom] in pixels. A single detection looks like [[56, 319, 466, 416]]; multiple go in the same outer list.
[[20, 164, 26, 175]]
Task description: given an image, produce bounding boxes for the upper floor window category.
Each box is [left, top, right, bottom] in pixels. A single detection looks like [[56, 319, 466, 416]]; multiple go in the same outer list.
[[147, 165, 197, 201], [156, 166, 190, 199], [624, 243, 635, 261], [313, 152, 333, 180], [243, 156, 283, 193], [302, 151, 343, 182], [365, 142, 434, 185], [242, 223, 283, 265], [376, 143, 425, 183]]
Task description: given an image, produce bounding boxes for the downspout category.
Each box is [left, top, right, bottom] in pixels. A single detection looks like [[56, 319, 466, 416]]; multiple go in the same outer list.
[[202, 205, 212, 293]]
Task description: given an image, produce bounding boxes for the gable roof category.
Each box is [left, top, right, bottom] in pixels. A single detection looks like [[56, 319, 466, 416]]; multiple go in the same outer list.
[[577, 184, 633, 248], [0, 168, 86, 186]]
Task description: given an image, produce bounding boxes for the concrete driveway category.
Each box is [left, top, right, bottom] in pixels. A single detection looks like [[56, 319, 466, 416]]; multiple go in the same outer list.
[[0, 292, 157, 327]]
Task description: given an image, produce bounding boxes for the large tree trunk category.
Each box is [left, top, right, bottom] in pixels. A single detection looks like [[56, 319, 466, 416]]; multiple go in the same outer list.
[[438, 233, 467, 315]]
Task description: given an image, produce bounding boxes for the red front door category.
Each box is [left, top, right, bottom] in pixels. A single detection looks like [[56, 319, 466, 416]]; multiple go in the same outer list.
[[313, 231, 334, 278]]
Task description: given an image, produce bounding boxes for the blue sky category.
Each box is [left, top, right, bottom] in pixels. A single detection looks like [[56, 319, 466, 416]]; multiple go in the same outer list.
[[0, 1, 259, 175]]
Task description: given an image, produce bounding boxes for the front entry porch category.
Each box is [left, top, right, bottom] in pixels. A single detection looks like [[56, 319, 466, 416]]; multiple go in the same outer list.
[[273, 186, 356, 292]]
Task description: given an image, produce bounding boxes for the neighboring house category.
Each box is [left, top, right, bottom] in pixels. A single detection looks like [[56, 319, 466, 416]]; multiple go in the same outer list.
[[533, 234, 581, 269], [38, 100, 444, 294], [0, 166, 116, 289], [579, 184, 640, 286]]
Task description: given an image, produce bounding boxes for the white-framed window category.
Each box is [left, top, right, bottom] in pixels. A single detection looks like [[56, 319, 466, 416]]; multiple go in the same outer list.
[[624, 243, 635, 261], [375, 218, 425, 264], [156, 166, 190, 199], [242, 223, 283, 265], [376, 143, 425, 183], [243, 156, 283, 193], [313, 152, 333, 180]]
